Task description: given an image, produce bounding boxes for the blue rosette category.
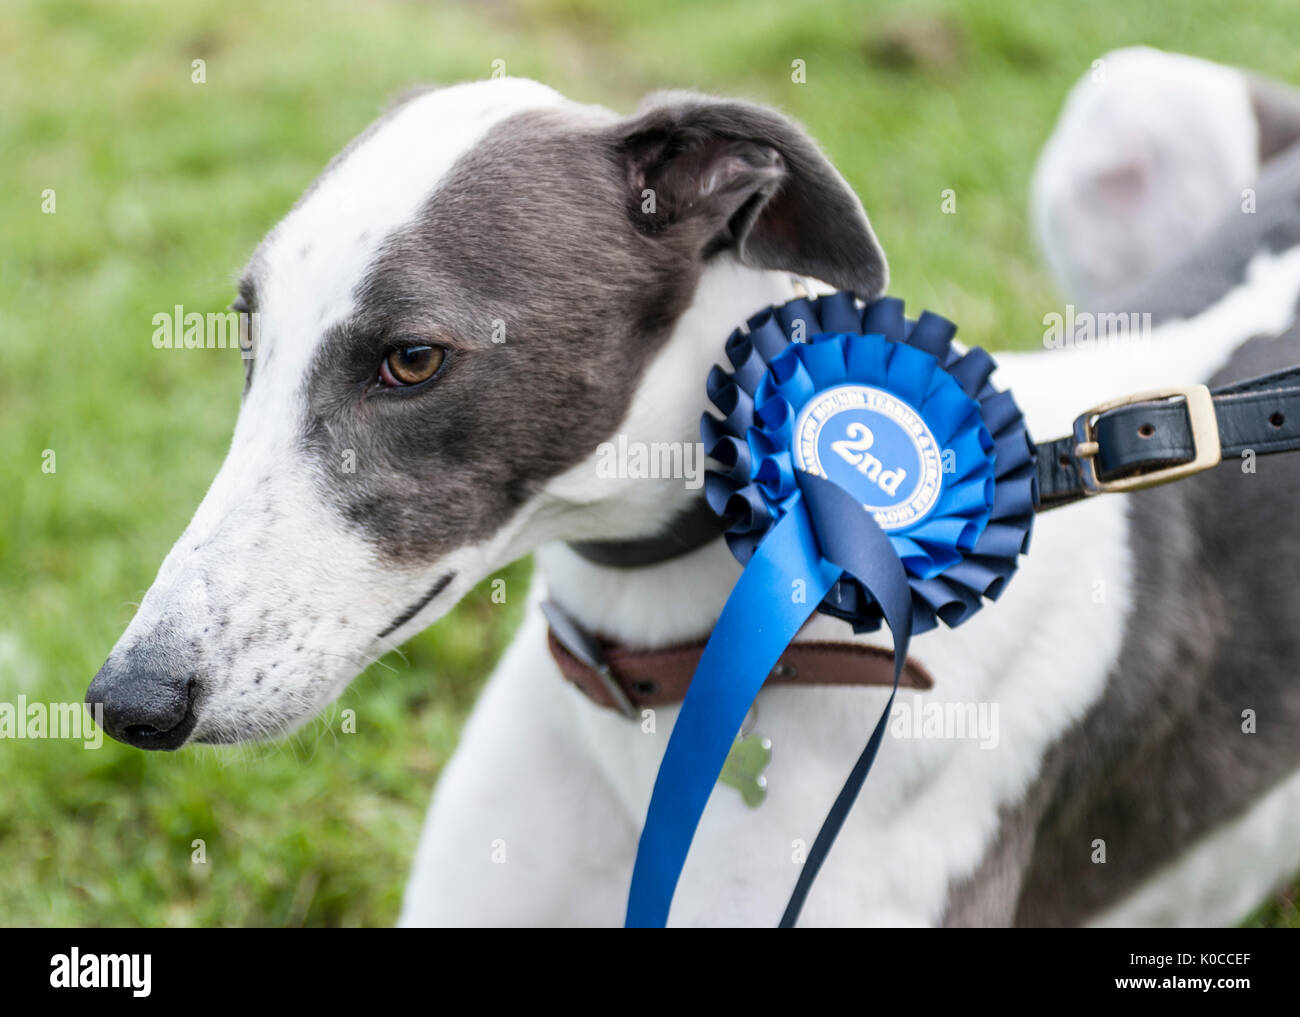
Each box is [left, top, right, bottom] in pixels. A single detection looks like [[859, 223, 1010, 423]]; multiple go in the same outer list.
[[700, 290, 1036, 636], [627, 290, 1037, 930]]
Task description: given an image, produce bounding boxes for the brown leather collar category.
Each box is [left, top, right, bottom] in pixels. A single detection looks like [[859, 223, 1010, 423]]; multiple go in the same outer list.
[[546, 613, 934, 718]]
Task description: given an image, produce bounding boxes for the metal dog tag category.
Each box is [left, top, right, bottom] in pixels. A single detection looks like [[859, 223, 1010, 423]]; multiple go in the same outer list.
[[719, 707, 771, 807], [720, 734, 773, 807]]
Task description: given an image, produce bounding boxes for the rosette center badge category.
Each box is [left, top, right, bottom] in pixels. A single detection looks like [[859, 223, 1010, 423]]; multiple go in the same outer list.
[[793, 383, 944, 531]]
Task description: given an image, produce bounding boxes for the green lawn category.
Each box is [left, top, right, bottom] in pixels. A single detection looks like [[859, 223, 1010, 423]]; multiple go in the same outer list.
[[2, 0, 1297, 926]]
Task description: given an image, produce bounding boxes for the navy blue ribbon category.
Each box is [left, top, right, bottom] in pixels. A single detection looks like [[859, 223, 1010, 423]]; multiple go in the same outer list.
[[779, 471, 914, 927], [625, 292, 1036, 927]]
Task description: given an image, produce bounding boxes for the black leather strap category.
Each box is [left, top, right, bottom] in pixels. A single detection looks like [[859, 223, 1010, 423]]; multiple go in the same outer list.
[[1036, 365, 1300, 510], [567, 497, 729, 568]]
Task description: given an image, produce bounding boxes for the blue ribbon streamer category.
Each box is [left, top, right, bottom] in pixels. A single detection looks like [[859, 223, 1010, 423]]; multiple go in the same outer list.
[[625, 473, 913, 928], [778, 472, 914, 927], [626, 504, 841, 927]]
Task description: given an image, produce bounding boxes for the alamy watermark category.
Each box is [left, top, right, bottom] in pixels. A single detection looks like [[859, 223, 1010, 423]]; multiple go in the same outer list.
[[50, 948, 150, 997], [1, 697, 103, 748], [152, 304, 258, 358], [595, 435, 706, 490], [889, 694, 999, 749], [1043, 305, 1152, 350]]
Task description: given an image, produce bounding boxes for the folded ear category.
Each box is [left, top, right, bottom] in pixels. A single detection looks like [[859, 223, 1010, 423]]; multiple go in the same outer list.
[[614, 92, 888, 299]]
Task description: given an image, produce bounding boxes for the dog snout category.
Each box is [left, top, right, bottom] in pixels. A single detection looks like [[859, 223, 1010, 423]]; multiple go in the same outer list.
[[86, 646, 200, 751]]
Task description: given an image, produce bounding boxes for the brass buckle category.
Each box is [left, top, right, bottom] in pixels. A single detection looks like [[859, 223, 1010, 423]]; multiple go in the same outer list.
[[1072, 384, 1221, 494]]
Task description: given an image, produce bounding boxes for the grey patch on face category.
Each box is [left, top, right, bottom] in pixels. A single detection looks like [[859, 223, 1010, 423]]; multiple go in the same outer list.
[[942, 299, 1300, 927], [1096, 140, 1300, 322], [298, 94, 887, 563]]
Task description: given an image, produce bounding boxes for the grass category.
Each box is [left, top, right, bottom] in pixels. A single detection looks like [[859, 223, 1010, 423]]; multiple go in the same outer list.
[[2, 0, 1298, 926]]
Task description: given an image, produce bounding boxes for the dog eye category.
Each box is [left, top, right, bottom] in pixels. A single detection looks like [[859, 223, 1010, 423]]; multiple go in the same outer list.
[[379, 345, 446, 387]]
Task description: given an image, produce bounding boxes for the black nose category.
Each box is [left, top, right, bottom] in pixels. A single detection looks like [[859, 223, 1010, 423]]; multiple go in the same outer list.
[[86, 650, 199, 751]]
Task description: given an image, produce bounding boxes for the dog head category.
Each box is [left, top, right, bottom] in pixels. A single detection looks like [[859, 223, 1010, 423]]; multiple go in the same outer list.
[[87, 78, 887, 749]]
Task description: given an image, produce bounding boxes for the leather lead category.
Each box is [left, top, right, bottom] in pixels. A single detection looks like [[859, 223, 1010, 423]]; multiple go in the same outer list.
[[1036, 366, 1300, 508]]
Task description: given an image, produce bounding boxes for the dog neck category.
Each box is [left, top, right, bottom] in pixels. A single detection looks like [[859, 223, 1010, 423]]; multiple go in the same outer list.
[[533, 259, 817, 647]]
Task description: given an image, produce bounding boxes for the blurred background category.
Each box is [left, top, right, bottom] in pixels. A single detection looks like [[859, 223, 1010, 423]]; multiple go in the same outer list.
[[2, 0, 1298, 926]]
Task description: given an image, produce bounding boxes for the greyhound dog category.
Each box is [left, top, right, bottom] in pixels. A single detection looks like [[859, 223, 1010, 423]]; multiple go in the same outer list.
[[87, 66, 1300, 926]]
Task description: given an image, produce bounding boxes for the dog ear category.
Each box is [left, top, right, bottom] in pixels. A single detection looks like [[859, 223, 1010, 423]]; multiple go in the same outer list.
[[1248, 74, 1300, 163], [614, 92, 888, 299]]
